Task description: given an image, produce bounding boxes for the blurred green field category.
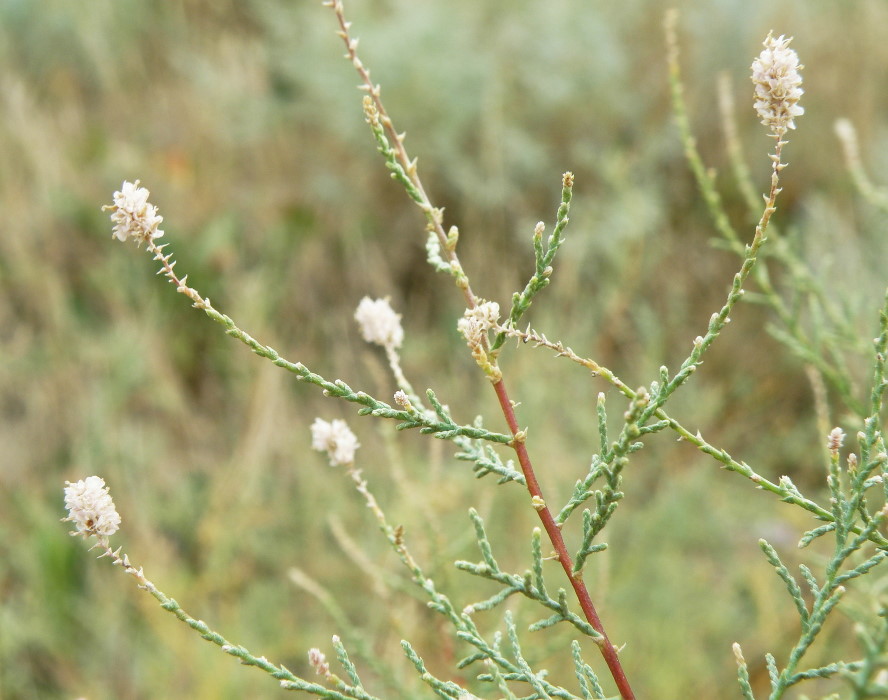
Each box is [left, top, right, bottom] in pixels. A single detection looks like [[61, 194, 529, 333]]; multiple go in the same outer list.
[[2, 1, 888, 698]]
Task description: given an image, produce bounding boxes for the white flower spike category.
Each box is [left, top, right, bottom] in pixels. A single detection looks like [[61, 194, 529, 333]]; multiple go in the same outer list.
[[354, 297, 404, 349], [751, 32, 804, 134], [103, 180, 165, 246], [63, 476, 122, 541]]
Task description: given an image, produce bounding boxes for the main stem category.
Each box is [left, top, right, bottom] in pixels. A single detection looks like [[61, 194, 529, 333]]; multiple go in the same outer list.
[[328, 5, 634, 695], [492, 378, 636, 700]]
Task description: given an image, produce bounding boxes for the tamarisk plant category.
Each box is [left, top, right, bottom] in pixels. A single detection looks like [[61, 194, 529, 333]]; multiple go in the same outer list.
[[62, 3, 888, 698]]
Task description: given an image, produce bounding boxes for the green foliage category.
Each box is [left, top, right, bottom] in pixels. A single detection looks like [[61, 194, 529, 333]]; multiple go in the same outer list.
[[492, 174, 573, 354]]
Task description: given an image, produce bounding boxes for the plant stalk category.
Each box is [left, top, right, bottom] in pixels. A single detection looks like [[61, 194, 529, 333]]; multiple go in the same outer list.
[[492, 378, 636, 700]]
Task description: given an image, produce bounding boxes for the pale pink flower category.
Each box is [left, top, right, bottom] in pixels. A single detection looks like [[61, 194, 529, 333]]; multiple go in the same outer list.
[[307, 648, 330, 677], [827, 427, 845, 455]]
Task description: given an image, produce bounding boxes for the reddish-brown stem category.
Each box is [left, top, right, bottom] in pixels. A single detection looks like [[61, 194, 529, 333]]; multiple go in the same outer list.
[[328, 5, 635, 695], [493, 378, 636, 700]]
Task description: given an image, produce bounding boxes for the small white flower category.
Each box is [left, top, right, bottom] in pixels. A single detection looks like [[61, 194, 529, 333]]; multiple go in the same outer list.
[[310, 418, 360, 466], [354, 297, 404, 349], [457, 301, 500, 348], [307, 648, 330, 677], [751, 32, 804, 133], [827, 427, 845, 454], [63, 476, 121, 539], [103, 180, 165, 245]]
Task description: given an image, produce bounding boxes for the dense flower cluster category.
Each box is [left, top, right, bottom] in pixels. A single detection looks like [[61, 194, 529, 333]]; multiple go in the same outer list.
[[310, 418, 360, 466], [354, 297, 404, 349], [751, 32, 804, 133], [63, 476, 121, 539], [103, 180, 165, 246], [457, 301, 500, 348]]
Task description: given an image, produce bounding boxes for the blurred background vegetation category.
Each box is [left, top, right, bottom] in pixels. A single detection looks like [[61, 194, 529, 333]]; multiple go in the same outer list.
[[2, 0, 888, 698]]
